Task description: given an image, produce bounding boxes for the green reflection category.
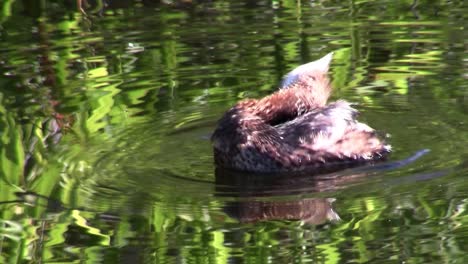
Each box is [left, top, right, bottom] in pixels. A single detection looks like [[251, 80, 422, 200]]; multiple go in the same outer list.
[[0, 0, 467, 263]]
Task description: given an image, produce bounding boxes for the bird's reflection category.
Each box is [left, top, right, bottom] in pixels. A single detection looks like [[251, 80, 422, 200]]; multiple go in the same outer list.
[[215, 149, 430, 224], [215, 166, 360, 225], [223, 197, 340, 225]]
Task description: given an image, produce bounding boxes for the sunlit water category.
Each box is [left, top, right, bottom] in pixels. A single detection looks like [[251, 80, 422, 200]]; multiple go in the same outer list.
[[0, 0, 467, 263]]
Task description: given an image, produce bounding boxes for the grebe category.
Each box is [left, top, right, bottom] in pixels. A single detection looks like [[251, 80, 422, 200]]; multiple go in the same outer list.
[[212, 52, 390, 172]]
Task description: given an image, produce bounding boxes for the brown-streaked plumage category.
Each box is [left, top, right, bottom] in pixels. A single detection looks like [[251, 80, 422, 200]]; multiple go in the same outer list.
[[212, 52, 390, 173]]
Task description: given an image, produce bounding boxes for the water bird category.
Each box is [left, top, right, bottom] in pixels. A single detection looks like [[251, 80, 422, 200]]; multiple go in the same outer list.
[[212, 52, 391, 173]]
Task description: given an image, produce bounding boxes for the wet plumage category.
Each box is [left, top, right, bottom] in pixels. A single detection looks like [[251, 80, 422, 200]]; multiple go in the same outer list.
[[212, 53, 390, 172]]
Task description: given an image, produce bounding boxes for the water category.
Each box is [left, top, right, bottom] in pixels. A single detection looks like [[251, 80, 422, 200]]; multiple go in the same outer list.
[[0, 0, 467, 263]]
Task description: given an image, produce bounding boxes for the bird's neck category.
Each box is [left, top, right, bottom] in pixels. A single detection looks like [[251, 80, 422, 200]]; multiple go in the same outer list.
[[254, 78, 331, 125]]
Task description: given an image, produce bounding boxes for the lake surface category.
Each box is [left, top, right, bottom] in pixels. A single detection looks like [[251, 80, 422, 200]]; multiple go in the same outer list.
[[0, 0, 467, 263]]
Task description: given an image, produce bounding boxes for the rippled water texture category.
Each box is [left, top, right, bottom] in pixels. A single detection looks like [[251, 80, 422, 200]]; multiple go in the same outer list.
[[0, 0, 467, 263]]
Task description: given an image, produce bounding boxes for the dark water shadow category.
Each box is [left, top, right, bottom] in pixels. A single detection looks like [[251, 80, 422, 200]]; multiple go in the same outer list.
[[215, 149, 431, 195], [214, 149, 449, 224]]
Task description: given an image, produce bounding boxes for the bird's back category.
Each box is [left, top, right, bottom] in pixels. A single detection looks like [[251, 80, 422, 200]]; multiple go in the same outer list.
[[212, 52, 390, 173]]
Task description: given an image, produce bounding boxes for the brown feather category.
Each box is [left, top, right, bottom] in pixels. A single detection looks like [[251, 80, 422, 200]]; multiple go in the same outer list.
[[211, 54, 390, 173]]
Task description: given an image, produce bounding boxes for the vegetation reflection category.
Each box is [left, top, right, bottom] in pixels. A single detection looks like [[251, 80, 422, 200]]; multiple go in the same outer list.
[[0, 0, 467, 263]]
